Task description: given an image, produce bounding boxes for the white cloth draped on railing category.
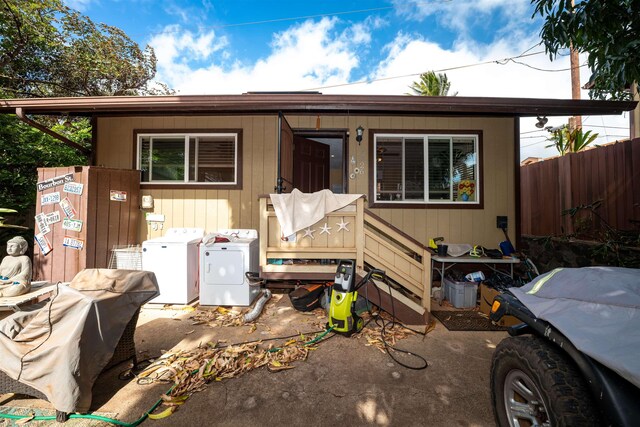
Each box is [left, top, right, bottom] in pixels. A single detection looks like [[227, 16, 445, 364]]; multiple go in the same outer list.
[[269, 189, 362, 237]]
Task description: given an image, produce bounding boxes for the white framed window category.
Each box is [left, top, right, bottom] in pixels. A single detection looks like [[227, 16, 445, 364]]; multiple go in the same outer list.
[[137, 133, 239, 185], [374, 133, 480, 205]]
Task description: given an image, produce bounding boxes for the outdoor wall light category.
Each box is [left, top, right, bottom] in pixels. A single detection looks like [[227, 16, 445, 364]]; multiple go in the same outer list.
[[535, 116, 548, 129], [356, 125, 365, 144]]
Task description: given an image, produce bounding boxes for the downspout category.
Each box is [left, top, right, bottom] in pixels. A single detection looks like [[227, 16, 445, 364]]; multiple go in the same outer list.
[[15, 107, 91, 156]]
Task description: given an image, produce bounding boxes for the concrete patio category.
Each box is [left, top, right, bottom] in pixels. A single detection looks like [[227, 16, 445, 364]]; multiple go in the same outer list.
[[1, 293, 505, 427]]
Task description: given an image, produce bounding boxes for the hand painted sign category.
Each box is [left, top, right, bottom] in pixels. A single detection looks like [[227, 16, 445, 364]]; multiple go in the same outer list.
[[62, 218, 83, 232], [63, 182, 84, 195], [41, 192, 61, 206], [35, 233, 53, 255], [59, 197, 77, 218], [63, 236, 84, 250], [35, 213, 51, 234], [110, 190, 127, 202], [45, 211, 61, 224], [37, 173, 74, 192]]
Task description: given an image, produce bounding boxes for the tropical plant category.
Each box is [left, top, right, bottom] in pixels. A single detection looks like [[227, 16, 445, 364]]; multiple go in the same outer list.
[[532, 0, 640, 100], [408, 71, 458, 96], [546, 126, 599, 156], [0, 114, 88, 219]]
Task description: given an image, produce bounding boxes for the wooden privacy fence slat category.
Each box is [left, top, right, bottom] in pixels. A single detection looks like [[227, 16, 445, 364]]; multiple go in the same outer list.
[[521, 138, 640, 236]]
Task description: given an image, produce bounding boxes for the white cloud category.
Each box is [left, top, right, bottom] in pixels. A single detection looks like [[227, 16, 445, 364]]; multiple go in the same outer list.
[[150, 26, 227, 65], [150, 17, 370, 94], [394, 0, 533, 39]]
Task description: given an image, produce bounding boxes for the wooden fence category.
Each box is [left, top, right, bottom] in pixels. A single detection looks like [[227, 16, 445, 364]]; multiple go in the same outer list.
[[521, 138, 640, 236]]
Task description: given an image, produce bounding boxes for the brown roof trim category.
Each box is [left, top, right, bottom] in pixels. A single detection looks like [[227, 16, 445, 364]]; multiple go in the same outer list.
[[0, 93, 635, 117]]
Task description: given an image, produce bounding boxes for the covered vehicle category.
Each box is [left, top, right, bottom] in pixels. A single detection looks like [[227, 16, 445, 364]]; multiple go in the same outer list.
[[489, 267, 640, 427]]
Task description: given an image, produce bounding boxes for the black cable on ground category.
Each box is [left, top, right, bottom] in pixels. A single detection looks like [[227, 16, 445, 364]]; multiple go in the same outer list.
[[363, 274, 429, 370]]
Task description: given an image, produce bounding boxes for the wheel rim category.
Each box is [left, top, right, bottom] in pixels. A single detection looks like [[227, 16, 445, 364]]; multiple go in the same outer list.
[[503, 369, 550, 427]]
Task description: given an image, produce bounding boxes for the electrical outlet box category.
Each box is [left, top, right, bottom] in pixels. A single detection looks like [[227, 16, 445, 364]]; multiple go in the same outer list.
[[496, 216, 508, 229]]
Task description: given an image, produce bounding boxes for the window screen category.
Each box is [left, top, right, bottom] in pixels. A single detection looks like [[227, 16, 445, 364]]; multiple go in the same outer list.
[[138, 133, 238, 185], [374, 133, 479, 205]]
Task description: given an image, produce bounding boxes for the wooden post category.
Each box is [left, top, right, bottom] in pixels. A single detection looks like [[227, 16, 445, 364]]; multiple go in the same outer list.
[[355, 198, 364, 271], [569, 0, 582, 131], [259, 197, 268, 271], [421, 248, 431, 312]]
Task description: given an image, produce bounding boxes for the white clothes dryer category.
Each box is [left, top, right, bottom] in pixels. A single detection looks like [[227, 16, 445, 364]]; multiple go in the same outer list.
[[199, 229, 260, 306]]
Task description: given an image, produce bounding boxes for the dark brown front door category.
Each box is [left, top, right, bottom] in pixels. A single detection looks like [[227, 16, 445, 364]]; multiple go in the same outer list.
[[293, 136, 330, 193], [277, 113, 294, 193]]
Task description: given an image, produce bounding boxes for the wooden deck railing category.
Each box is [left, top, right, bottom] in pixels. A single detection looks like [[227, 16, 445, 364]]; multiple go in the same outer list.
[[258, 196, 364, 279], [258, 195, 432, 315], [363, 210, 431, 312]]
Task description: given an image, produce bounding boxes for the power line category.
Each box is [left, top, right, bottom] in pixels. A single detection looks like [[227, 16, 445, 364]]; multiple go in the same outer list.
[[520, 133, 630, 149], [302, 51, 546, 91], [583, 124, 629, 130], [133, 0, 456, 36], [498, 58, 588, 72], [520, 123, 629, 135], [147, 6, 393, 36], [128, 1, 451, 37]]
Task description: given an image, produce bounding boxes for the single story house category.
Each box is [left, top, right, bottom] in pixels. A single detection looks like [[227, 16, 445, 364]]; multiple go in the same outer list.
[[1, 93, 635, 321]]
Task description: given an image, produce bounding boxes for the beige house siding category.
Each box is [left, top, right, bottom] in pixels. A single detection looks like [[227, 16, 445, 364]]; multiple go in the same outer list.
[[96, 114, 515, 248]]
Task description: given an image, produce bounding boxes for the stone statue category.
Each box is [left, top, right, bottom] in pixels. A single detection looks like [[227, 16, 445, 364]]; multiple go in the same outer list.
[[0, 236, 32, 297]]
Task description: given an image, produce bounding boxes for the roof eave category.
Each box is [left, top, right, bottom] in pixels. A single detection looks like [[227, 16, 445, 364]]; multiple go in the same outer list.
[[0, 94, 636, 117]]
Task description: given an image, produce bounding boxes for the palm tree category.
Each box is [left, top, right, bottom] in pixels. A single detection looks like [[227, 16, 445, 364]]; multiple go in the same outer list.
[[408, 71, 458, 96]]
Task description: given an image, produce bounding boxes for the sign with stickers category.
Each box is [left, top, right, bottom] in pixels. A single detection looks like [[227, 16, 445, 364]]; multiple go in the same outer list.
[[35, 233, 53, 255], [45, 211, 61, 224], [63, 182, 84, 195], [35, 213, 51, 234], [110, 190, 127, 202], [62, 218, 83, 232], [59, 197, 77, 218], [37, 173, 74, 192], [41, 192, 61, 206], [63, 236, 84, 250]]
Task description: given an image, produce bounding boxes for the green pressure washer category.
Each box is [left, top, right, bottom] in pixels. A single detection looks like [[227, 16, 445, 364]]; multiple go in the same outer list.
[[328, 260, 386, 336]]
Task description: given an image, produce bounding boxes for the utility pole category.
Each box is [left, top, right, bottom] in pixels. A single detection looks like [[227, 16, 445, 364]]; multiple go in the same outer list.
[[569, 0, 582, 131]]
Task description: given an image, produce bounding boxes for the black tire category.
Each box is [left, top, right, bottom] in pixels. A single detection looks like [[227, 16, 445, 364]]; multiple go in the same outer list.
[[490, 335, 599, 427]]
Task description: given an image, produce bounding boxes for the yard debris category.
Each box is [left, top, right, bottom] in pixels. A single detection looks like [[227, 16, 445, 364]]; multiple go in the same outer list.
[[142, 297, 423, 420], [189, 295, 284, 327], [139, 335, 321, 418], [189, 307, 246, 327], [354, 311, 416, 352]]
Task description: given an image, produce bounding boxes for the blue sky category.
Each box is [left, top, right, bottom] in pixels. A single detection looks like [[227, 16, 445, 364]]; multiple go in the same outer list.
[[66, 0, 632, 159]]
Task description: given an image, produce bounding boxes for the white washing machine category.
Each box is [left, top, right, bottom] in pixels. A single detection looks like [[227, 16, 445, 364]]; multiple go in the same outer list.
[[200, 229, 260, 306], [142, 228, 204, 304]]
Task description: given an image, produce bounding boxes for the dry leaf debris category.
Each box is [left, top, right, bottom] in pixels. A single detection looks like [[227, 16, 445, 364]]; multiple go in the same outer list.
[[354, 312, 416, 352], [142, 300, 423, 418], [189, 306, 246, 327], [138, 336, 317, 413]]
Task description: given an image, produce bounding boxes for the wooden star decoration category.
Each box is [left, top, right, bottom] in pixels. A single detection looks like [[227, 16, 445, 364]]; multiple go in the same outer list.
[[319, 223, 331, 235], [336, 220, 350, 232], [302, 227, 315, 239]]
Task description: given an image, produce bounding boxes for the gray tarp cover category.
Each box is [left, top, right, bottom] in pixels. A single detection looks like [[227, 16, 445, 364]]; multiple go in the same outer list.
[[0, 269, 159, 413], [511, 267, 640, 389]]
